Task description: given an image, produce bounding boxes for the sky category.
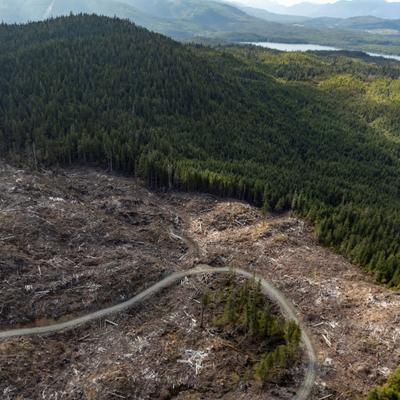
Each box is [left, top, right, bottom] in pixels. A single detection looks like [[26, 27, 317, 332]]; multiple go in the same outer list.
[[232, 0, 334, 6], [233, 0, 399, 7]]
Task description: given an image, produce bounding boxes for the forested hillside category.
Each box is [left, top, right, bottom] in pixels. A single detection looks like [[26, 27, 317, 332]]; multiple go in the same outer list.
[[1, 15, 400, 288]]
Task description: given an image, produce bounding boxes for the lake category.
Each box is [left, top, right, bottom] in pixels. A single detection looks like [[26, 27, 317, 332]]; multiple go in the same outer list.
[[366, 52, 400, 61], [243, 42, 400, 62]]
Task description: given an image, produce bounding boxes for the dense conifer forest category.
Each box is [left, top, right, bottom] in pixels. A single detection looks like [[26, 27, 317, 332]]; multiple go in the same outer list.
[[1, 15, 400, 289], [203, 277, 301, 384]]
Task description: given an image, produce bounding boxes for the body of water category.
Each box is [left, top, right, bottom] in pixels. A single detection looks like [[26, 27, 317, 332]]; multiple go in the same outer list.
[[243, 42, 400, 62], [366, 52, 400, 61]]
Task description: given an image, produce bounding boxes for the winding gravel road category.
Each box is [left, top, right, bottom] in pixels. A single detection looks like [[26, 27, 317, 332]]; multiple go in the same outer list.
[[0, 265, 317, 400]]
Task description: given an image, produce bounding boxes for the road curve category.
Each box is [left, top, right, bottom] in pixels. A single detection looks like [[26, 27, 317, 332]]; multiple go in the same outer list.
[[0, 265, 317, 400]]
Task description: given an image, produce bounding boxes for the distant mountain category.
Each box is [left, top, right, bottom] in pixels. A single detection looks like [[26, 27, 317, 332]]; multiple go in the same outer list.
[[234, 5, 309, 23], [0, 0, 312, 40], [227, 0, 400, 20], [0, 0, 26, 23], [126, 0, 248, 21], [2, 0, 400, 55], [0, 0, 270, 39], [0, 0, 274, 35], [121, 0, 287, 37], [0, 0, 157, 25], [284, 0, 400, 19], [124, 0, 260, 31], [226, 0, 289, 15], [303, 15, 400, 32]]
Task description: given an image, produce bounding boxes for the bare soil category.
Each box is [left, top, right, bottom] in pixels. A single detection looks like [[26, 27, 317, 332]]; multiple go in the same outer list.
[[0, 163, 399, 399], [0, 273, 304, 400], [0, 164, 191, 328], [172, 193, 400, 399]]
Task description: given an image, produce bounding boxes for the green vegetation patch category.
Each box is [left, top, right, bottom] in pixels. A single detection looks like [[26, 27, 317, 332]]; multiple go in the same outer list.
[[200, 274, 302, 385], [368, 368, 400, 400]]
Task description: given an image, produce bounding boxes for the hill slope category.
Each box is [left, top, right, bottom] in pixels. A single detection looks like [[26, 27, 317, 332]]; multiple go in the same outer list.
[[286, 0, 400, 19], [1, 15, 400, 288]]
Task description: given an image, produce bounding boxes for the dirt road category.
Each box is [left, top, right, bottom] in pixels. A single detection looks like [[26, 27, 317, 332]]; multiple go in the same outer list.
[[0, 265, 317, 400]]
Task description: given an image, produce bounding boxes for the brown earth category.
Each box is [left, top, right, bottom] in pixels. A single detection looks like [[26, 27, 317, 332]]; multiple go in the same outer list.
[[0, 273, 304, 400], [0, 163, 191, 328], [0, 162, 399, 399], [171, 194, 400, 399]]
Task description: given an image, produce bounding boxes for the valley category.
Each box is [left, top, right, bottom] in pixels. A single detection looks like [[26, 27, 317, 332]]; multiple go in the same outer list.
[[2, 0, 400, 56], [1, 13, 400, 400], [1, 163, 399, 399]]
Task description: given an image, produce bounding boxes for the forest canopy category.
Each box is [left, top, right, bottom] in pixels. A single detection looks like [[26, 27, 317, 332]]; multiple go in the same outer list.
[[1, 15, 400, 288]]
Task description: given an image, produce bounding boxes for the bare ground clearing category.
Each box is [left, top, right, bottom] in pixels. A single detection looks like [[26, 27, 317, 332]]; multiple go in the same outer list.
[[0, 163, 399, 399], [0, 273, 305, 400], [172, 194, 400, 399], [0, 164, 191, 329]]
